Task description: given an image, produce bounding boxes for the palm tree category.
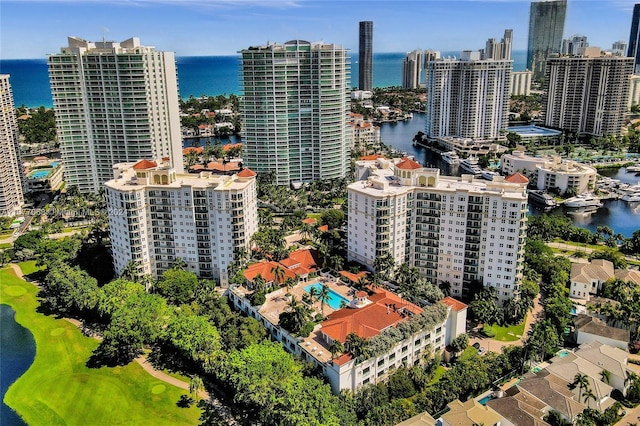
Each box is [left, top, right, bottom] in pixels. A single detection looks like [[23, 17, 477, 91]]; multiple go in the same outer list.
[[299, 222, 317, 242], [283, 276, 296, 295], [572, 373, 590, 399], [600, 369, 611, 385], [355, 276, 368, 290], [328, 340, 345, 359], [317, 283, 331, 319], [271, 264, 286, 288], [439, 280, 452, 297], [331, 255, 344, 272], [345, 332, 367, 358], [120, 260, 141, 282], [308, 286, 319, 309], [253, 274, 267, 293], [189, 375, 204, 402], [582, 388, 596, 408]]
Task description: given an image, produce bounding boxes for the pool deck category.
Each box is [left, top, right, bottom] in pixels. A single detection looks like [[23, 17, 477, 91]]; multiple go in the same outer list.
[[254, 276, 355, 364]]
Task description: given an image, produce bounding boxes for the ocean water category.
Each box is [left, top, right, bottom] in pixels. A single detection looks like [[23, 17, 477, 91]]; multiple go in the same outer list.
[[0, 50, 527, 108]]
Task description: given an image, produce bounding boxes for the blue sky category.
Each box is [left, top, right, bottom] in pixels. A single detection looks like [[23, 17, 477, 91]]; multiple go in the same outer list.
[[1, 0, 638, 59]]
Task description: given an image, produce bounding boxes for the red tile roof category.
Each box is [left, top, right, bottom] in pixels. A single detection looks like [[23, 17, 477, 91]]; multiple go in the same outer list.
[[333, 352, 354, 366], [338, 270, 368, 284], [360, 154, 386, 161], [505, 172, 529, 184], [301, 217, 318, 225], [440, 296, 468, 312], [321, 288, 422, 343], [223, 143, 242, 151], [132, 159, 157, 170], [183, 147, 203, 155], [206, 161, 241, 172], [396, 158, 422, 170], [189, 164, 205, 171], [243, 249, 319, 283], [317, 225, 329, 232], [237, 168, 257, 177], [243, 261, 296, 283]]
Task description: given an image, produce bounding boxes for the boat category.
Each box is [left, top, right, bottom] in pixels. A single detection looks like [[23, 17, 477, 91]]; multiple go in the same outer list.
[[563, 193, 603, 208], [441, 151, 460, 165], [459, 157, 483, 176], [528, 190, 557, 209], [481, 170, 500, 181], [626, 164, 640, 172]]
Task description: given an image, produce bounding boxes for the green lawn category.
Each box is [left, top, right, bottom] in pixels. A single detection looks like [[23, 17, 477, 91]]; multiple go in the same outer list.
[[1, 265, 201, 426], [487, 321, 526, 342], [17, 260, 42, 276]]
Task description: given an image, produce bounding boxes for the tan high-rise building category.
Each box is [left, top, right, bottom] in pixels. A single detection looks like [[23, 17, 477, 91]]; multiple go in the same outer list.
[[48, 37, 184, 193], [402, 50, 423, 89], [543, 48, 633, 136], [0, 75, 25, 217]]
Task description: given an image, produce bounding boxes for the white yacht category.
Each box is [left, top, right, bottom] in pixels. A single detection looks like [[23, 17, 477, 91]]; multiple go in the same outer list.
[[564, 193, 603, 208], [528, 190, 557, 209], [441, 151, 460, 165], [459, 157, 483, 176], [481, 170, 500, 181], [621, 185, 640, 202], [626, 164, 640, 172]]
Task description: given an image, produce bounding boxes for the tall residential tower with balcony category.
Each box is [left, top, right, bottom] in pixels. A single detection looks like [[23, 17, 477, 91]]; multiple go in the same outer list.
[[543, 48, 633, 137], [0, 75, 25, 217], [105, 159, 258, 285], [240, 40, 350, 185], [425, 30, 512, 144], [348, 157, 528, 303], [48, 37, 184, 192]]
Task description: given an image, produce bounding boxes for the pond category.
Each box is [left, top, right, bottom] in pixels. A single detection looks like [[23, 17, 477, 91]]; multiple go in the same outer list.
[[0, 304, 34, 425]]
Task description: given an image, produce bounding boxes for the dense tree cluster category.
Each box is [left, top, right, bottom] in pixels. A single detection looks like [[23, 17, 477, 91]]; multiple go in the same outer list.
[[16, 106, 57, 144]]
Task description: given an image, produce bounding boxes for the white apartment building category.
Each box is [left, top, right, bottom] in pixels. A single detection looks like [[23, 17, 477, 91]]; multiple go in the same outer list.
[[629, 74, 640, 109], [0, 75, 25, 217], [510, 70, 533, 96], [350, 113, 380, 153], [348, 157, 528, 302], [48, 37, 184, 193], [543, 49, 633, 137], [501, 150, 597, 195], [240, 40, 350, 185], [425, 31, 512, 143], [105, 159, 258, 285], [227, 282, 465, 394]]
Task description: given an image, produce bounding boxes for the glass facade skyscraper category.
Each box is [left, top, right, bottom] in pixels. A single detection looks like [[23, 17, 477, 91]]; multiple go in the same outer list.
[[240, 40, 350, 185], [627, 3, 640, 73], [527, 0, 567, 81], [359, 21, 373, 91]]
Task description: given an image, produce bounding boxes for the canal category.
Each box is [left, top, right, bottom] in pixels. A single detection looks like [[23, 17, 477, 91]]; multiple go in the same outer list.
[[379, 113, 640, 237]]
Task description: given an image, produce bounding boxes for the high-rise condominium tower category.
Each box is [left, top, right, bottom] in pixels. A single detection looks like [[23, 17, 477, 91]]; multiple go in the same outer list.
[[543, 48, 633, 137], [348, 158, 528, 303], [359, 21, 373, 91], [0, 75, 25, 217], [402, 50, 423, 89], [240, 40, 350, 185], [48, 37, 184, 193], [105, 159, 258, 284], [628, 4, 640, 73], [527, 0, 567, 80], [425, 31, 512, 142]]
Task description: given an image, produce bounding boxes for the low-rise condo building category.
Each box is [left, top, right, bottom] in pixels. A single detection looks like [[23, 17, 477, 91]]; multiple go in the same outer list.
[[501, 150, 597, 195], [227, 271, 466, 393], [105, 159, 258, 284], [347, 157, 528, 302]]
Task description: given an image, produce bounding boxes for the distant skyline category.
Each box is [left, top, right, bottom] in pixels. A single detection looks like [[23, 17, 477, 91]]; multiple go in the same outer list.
[[1, 0, 638, 59]]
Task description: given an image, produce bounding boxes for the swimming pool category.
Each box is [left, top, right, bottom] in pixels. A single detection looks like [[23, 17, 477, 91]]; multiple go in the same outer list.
[[50, 162, 59, 167], [303, 283, 350, 310], [29, 169, 51, 179], [557, 349, 570, 358], [478, 394, 494, 405]]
